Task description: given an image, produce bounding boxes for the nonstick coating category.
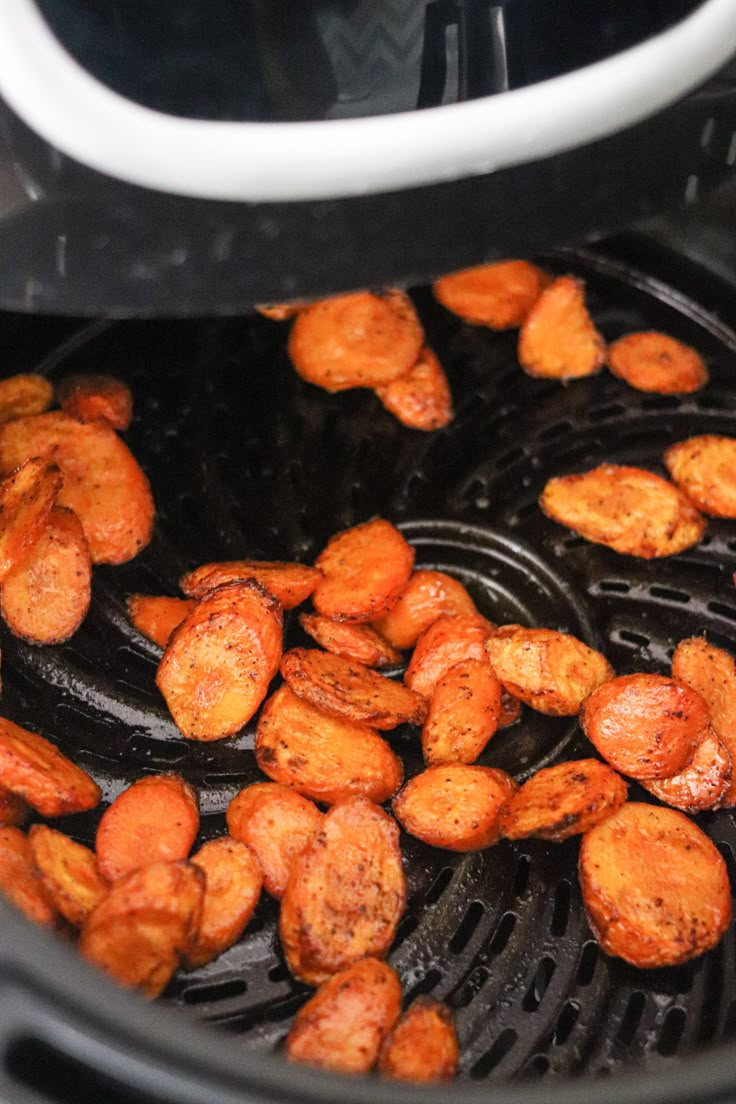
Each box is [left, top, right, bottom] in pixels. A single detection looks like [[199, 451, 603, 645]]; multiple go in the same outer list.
[[2, 244, 736, 1101]]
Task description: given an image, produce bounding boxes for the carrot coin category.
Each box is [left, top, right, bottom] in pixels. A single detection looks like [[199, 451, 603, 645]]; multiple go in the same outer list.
[[0, 716, 100, 816], [374, 347, 453, 431], [580, 673, 708, 780], [185, 837, 263, 968], [180, 560, 320, 608], [499, 759, 627, 841], [255, 685, 403, 805], [607, 332, 707, 394], [156, 580, 282, 740], [374, 569, 477, 650], [95, 774, 199, 882], [299, 613, 400, 669], [422, 658, 502, 765], [433, 260, 547, 329], [289, 290, 424, 392], [0, 374, 53, 422], [313, 518, 414, 623], [0, 827, 57, 926], [29, 825, 107, 927], [227, 782, 322, 898], [518, 276, 604, 380], [378, 998, 459, 1082], [672, 637, 736, 805], [664, 435, 736, 517], [404, 614, 495, 699], [579, 803, 731, 967], [393, 764, 516, 851], [57, 374, 133, 431], [127, 595, 197, 648], [0, 458, 62, 581], [642, 729, 731, 813]]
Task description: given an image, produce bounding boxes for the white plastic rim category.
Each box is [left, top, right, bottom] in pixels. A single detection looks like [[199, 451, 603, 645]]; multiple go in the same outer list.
[[0, 0, 733, 202]]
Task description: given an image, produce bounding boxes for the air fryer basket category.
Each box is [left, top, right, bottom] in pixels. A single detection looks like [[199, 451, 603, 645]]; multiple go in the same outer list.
[[1, 238, 736, 1103]]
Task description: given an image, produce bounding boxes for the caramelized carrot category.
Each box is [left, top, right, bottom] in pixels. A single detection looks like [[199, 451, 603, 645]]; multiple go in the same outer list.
[[299, 613, 400, 669], [421, 658, 502, 765], [127, 595, 196, 648], [378, 998, 459, 1082], [57, 374, 133, 431], [95, 774, 199, 882], [499, 759, 627, 841], [0, 786, 28, 827], [607, 332, 707, 394], [433, 260, 548, 329], [0, 827, 56, 926], [404, 614, 495, 699], [0, 458, 62, 581], [227, 782, 322, 898], [374, 347, 453, 431], [374, 569, 477, 650], [642, 728, 731, 813], [185, 838, 263, 968], [0, 716, 100, 816], [518, 275, 604, 380], [393, 764, 516, 851], [29, 825, 107, 927], [0, 374, 53, 422], [180, 560, 320, 608], [313, 518, 414, 623], [672, 637, 736, 805], [664, 435, 736, 517]]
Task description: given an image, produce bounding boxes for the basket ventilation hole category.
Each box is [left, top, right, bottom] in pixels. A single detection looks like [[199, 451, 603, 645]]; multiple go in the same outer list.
[[587, 403, 627, 422], [615, 991, 646, 1049], [405, 968, 442, 1003], [640, 394, 681, 411], [562, 535, 587, 550], [619, 629, 650, 648], [649, 585, 691, 604], [708, 601, 736, 625], [267, 993, 307, 1023], [449, 901, 485, 954], [539, 420, 573, 442], [723, 998, 736, 1038], [391, 913, 419, 952], [495, 447, 525, 472], [182, 978, 247, 1005], [424, 866, 454, 905], [523, 956, 556, 1012], [7, 1038, 133, 1104], [550, 879, 571, 937], [267, 964, 290, 984], [656, 1007, 687, 1057], [470, 1028, 518, 1079], [489, 911, 517, 956], [522, 1054, 550, 1080], [598, 580, 630, 595], [576, 941, 599, 987], [553, 1000, 580, 1046], [453, 964, 490, 1009], [512, 854, 531, 899]]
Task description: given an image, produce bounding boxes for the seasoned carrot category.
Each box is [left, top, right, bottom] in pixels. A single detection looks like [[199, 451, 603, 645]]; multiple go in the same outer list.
[[374, 347, 453, 431], [289, 290, 424, 391], [255, 685, 403, 805], [180, 560, 320, 608], [404, 614, 495, 699], [57, 374, 133, 431], [518, 276, 604, 380], [0, 716, 100, 816], [579, 803, 731, 967], [0, 458, 62, 581], [29, 825, 107, 927], [0, 374, 53, 422], [156, 580, 282, 740], [607, 332, 707, 394], [580, 674, 708, 780], [672, 637, 736, 805], [255, 301, 309, 321], [393, 764, 516, 851], [313, 518, 414, 623], [299, 613, 400, 669], [642, 728, 731, 813], [421, 658, 502, 765], [433, 260, 548, 329], [0, 506, 91, 645], [0, 827, 56, 926], [378, 998, 459, 1082], [95, 774, 199, 882], [127, 595, 197, 648], [287, 958, 402, 1073], [664, 435, 736, 517], [499, 759, 627, 841], [0, 786, 28, 827], [185, 837, 263, 968], [374, 569, 477, 650], [0, 412, 154, 564], [281, 648, 427, 729], [227, 782, 322, 898]]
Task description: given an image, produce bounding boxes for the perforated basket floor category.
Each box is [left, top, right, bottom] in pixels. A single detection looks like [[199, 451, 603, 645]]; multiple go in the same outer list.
[[5, 242, 736, 1091]]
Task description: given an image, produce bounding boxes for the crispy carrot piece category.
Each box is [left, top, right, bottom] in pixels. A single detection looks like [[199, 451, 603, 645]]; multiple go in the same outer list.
[[421, 658, 502, 765], [255, 301, 309, 321], [664, 435, 736, 517], [404, 614, 495, 699], [255, 685, 403, 805], [156, 580, 282, 740], [95, 774, 199, 882], [499, 759, 627, 841], [642, 728, 732, 813], [433, 261, 548, 329], [0, 412, 154, 564], [393, 764, 516, 851], [374, 569, 477, 650], [29, 825, 107, 928], [57, 374, 133, 431], [127, 595, 196, 648], [0, 506, 91, 645], [0, 786, 28, 827], [313, 518, 415, 623], [378, 998, 459, 1082], [672, 637, 736, 805], [374, 347, 453, 431], [0, 716, 100, 816], [579, 804, 731, 967], [607, 332, 707, 394], [289, 290, 424, 391], [518, 275, 604, 380], [185, 838, 263, 968], [281, 647, 427, 729], [0, 374, 53, 423], [180, 560, 320, 608], [0, 827, 57, 926], [0, 458, 62, 581], [227, 782, 322, 898], [299, 613, 400, 669], [287, 959, 402, 1073]]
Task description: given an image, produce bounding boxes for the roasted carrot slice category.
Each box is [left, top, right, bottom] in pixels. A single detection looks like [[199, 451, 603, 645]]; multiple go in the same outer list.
[[404, 614, 495, 699], [518, 276, 604, 380], [664, 435, 736, 517], [95, 774, 199, 883], [288, 958, 401, 1073], [255, 685, 403, 805], [0, 786, 28, 827], [374, 347, 453, 431], [289, 290, 424, 391], [0, 716, 100, 816], [499, 687, 522, 728], [299, 613, 400, 669], [255, 301, 309, 321], [0, 506, 91, 645], [180, 560, 320, 608], [29, 825, 107, 928], [378, 998, 459, 1082], [57, 374, 133, 431], [433, 260, 548, 329], [185, 838, 263, 969], [227, 782, 322, 898], [672, 637, 736, 805], [580, 673, 708, 780], [127, 595, 197, 648], [156, 580, 282, 740], [280, 797, 405, 985], [374, 569, 477, 650], [313, 518, 414, 623], [0, 412, 154, 564], [607, 332, 708, 394], [393, 764, 516, 851], [0, 827, 57, 926], [80, 860, 204, 998], [579, 803, 731, 967], [0, 458, 62, 582], [642, 729, 731, 813], [422, 658, 502, 765], [540, 463, 705, 558], [0, 374, 53, 422], [485, 625, 613, 716], [499, 759, 627, 841], [281, 648, 427, 729]]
